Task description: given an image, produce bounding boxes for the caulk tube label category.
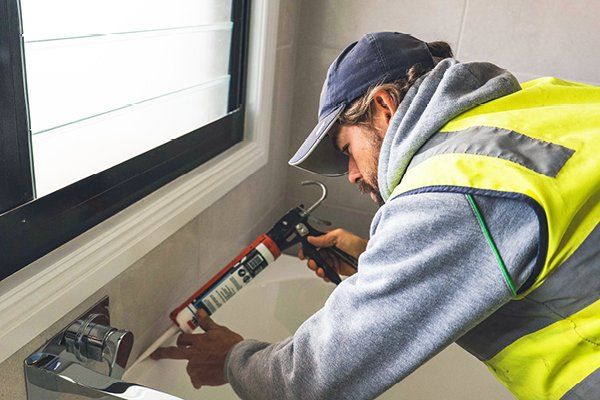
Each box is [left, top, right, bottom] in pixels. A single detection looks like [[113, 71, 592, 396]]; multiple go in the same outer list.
[[176, 306, 197, 333], [171, 235, 280, 332], [195, 245, 273, 314]]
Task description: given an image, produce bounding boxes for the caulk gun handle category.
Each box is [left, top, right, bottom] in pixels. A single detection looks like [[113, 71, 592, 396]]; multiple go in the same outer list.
[[328, 246, 358, 270], [301, 240, 342, 285], [306, 226, 358, 270]]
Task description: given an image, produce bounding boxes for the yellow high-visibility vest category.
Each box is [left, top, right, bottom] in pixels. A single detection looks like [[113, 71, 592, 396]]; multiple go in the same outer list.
[[389, 77, 600, 399]]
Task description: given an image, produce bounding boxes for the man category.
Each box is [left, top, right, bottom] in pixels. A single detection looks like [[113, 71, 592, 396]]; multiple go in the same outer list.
[[153, 32, 600, 399]]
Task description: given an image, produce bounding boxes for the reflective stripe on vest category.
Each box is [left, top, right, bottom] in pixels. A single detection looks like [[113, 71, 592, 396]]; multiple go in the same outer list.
[[389, 77, 600, 399]]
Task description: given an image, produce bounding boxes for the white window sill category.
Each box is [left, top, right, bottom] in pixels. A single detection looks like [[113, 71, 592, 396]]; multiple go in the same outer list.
[[0, 0, 279, 364]]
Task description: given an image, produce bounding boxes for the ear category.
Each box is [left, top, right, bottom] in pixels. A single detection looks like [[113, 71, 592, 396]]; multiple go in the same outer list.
[[371, 89, 397, 136], [372, 89, 397, 118]]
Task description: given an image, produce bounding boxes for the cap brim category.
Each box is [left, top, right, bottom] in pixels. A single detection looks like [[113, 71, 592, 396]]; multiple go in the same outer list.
[[288, 104, 348, 176]]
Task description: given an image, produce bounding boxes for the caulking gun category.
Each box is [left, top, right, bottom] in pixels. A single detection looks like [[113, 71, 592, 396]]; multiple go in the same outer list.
[[130, 181, 358, 366], [170, 180, 358, 333]]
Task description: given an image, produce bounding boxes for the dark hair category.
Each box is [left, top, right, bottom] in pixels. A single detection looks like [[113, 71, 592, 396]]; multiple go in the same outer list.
[[427, 41, 454, 60]]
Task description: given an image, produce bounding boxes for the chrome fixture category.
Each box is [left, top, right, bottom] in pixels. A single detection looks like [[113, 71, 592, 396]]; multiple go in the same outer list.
[[24, 297, 182, 400]]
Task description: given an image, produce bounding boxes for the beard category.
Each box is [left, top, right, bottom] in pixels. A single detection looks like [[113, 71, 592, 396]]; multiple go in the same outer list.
[[357, 131, 385, 207]]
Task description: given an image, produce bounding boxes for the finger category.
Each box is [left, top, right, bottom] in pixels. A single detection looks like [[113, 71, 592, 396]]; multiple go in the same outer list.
[[298, 248, 305, 260], [316, 268, 330, 283], [177, 333, 198, 347], [191, 379, 202, 389], [151, 346, 192, 360], [190, 376, 203, 389], [185, 363, 204, 389], [307, 233, 337, 249], [307, 259, 317, 271], [197, 309, 220, 331], [321, 251, 338, 268]]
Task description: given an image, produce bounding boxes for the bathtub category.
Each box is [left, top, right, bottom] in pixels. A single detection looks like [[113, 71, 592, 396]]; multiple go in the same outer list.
[[124, 254, 513, 399]]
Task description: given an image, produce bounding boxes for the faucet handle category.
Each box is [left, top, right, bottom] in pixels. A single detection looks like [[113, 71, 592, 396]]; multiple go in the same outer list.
[[63, 313, 134, 379], [104, 328, 133, 378]]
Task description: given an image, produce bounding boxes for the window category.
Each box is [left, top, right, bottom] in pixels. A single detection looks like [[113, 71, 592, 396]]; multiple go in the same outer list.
[[0, 0, 250, 281]]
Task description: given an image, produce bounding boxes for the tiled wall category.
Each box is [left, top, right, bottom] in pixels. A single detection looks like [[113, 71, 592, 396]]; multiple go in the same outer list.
[[0, 2, 299, 398], [285, 0, 600, 238]]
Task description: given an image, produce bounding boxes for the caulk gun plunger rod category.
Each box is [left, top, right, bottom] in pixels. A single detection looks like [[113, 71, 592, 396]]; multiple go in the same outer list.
[[300, 180, 327, 215]]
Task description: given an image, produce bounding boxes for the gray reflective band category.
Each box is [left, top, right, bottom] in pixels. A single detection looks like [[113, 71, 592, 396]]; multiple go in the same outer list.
[[561, 367, 600, 399], [408, 126, 575, 177], [458, 224, 600, 361]]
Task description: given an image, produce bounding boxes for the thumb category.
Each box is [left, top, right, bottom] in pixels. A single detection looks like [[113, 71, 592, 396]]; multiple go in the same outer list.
[[307, 232, 337, 249], [197, 309, 219, 331]]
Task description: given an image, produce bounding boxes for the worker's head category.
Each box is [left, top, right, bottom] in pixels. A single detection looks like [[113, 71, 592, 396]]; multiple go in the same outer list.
[[289, 32, 453, 205]]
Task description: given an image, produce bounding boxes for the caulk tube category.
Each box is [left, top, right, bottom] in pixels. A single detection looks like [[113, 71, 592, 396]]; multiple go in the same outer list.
[[132, 233, 282, 367], [170, 234, 281, 333]]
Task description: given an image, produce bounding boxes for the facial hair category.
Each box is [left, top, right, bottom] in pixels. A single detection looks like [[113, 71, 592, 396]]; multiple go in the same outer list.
[[357, 131, 385, 207]]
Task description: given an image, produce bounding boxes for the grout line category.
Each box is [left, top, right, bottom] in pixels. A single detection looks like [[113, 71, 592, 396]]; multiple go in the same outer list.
[[455, 0, 469, 59]]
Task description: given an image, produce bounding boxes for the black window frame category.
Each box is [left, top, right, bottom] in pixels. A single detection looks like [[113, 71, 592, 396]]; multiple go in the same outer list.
[[0, 0, 251, 281]]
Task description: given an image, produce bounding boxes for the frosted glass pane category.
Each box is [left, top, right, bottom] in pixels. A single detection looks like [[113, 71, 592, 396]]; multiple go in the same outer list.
[[25, 26, 232, 133], [20, 0, 231, 41], [32, 78, 230, 197]]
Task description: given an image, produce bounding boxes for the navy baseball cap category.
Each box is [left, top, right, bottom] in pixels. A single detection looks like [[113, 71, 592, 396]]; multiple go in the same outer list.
[[288, 32, 434, 176]]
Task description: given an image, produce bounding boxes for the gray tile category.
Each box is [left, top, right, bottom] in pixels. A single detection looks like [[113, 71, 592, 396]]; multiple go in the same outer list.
[[298, 0, 465, 50], [196, 170, 284, 272], [458, 0, 600, 83], [513, 70, 600, 86], [286, 45, 342, 161], [108, 218, 200, 360], [269, 46, 296, 197], [0, 345, 28, 399], [512, 71, 544, 83], [277, 0, 300, 48]]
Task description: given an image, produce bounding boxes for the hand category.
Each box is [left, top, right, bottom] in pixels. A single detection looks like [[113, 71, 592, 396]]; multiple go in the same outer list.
[[150, 310, 243, 389], [298, 228, 367, 282]]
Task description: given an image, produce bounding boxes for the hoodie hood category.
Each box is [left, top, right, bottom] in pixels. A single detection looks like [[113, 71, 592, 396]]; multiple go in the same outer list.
[[378, 58, 521, 201]]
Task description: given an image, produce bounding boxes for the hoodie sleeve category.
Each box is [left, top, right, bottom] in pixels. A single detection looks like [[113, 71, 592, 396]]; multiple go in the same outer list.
[[224, 191, 540, 400]]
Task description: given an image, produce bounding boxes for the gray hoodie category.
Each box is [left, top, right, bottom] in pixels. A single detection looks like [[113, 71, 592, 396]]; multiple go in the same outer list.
[[225, 59, 538, 399]]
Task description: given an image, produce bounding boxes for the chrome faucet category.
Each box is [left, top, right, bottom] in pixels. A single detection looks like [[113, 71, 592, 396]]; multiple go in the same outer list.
[[24, 297, 182, 400]]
